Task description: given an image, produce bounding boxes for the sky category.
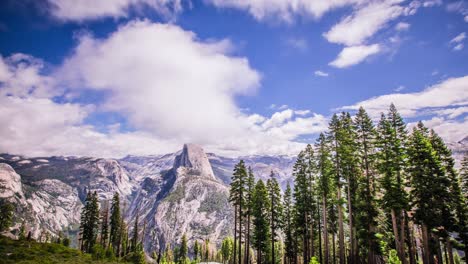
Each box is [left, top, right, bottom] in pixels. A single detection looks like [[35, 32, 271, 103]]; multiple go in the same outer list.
[[0, 0, 467, 158]]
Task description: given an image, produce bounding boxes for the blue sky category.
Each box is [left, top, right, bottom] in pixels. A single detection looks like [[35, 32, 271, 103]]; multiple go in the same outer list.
[[0, 0, 467, 157]]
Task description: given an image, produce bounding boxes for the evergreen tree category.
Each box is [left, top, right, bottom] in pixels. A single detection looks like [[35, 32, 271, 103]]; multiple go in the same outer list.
[[461, 154, 468, 201], [229, 160, 247, 264], [132, 208, 140, 253], [292, 150, 310, 263], [267, 171, 283, 264], [408, 122, 452, 264], [109, 192, 122, 255], [252, 179, 271, 264], [430, 129, 467, 263], [0, 200, 14, 233], [327, 114, 346, 264], [100, 201, 110, 247], [354, 107, 380, 262], [221, 237, 234, 264], [80, 191, 100, 253], [179, 233, 188, 264], [283, 182, 295, 264], [316, 133, 334, 264], [194, 240, 201, 261], [244, 166, 255, 264]]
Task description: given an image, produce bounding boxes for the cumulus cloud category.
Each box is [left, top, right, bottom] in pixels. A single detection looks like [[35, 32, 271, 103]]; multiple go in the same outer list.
[[59, 20, 261, 144], [0, 21, 331, 158], [340, 76, 468, 118], [323, 0, 405, 46], [46, 0, 183, 21], [329, 44, 380, 68]]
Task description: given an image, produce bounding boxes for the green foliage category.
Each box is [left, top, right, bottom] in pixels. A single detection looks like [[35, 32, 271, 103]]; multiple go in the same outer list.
[[388, 249, 402, 264], [309, 256, 320, 264], [0, 235, 130, 263], [109, 192, 121, 254], [0, 200, 14, 232], [91, 244, 106, 260], [252, 179, 271, 262], [221, 237, 233, 263], [79, 191, 100, 253], [62, 236, 71, 247]]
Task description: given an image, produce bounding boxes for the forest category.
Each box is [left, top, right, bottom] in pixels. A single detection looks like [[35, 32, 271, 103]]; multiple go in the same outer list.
[[228, 104, 468, 264]]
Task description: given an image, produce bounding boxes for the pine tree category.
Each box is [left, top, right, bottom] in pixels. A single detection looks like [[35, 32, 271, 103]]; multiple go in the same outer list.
[[252, 179, 271, 264], [194, 240, 200, 261], [132, 208, 140, 253], [461, 154, 468, 201], [377, 107, 412, 264], [459, 154, 468, 260], [80, 191, 100, 253], [293, 150, 310, 263], [221, 237, 234, 264], [316, 133, 334, 264], [179, 233, 188, 264], [304, 144, 317, 260], [430, 129, 466, 263], [354, 107, 380, 262], [0, 200, 14, 233], [100, 201, 109, 247], [267, 171, 283, 264], [244, 167, 255, 264], [283, 182, 295, 264], [109, 192, 121, 255], [408, 122, 452, 264], [230, 160, 247, 264], [327, 114, 345, 264]]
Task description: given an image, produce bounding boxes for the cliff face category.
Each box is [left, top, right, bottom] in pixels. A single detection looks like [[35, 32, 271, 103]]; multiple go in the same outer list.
[[128, 144, 232, 253]]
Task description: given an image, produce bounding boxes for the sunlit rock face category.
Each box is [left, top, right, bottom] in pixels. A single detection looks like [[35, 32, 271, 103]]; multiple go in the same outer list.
[[128, 144, 232, 253]]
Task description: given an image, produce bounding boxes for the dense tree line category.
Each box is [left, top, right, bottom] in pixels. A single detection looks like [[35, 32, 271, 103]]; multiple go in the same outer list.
[[228, 104, 468, 264]]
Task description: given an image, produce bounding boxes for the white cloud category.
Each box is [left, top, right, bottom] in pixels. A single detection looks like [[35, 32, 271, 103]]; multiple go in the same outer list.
[[204, 0, 363, 22], [450, 32, 466, 43], [409, 116, 468, 143], [0, 21, 331, 158], [314, 70, 329, 77], [329, 44, 380, 68], [323, 0, 405, 46], [0, 54, 57, 98], [47, 0, 183, 21], [59, 20, 261, 144], [446, 1, 468, 23], [395, 22, 410, 31], [340, 76, 468, 118], [453, 43, 464, 51]]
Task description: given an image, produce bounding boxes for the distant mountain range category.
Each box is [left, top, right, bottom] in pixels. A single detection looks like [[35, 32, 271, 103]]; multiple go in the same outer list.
[[0, 138, 466, 252]]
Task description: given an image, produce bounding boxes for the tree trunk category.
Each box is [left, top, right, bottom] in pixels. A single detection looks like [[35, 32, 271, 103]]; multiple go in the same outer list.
[[234, 205, 237, 264], [446, 238, 454, 264], [303, 212, 308, 264], [421, 224, 433, 264], [391, 209, 405, 263], [239, 203, 242, 264], [337, 187, 345, 264], [333, 233, 336, 264], [406, 217, 416, 264], [318, 202, 323, 264], [245, 213, 251, 264], [400, 210, 407, 264], [323, 196, 329, 264], [346, 182, 356, 264]]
